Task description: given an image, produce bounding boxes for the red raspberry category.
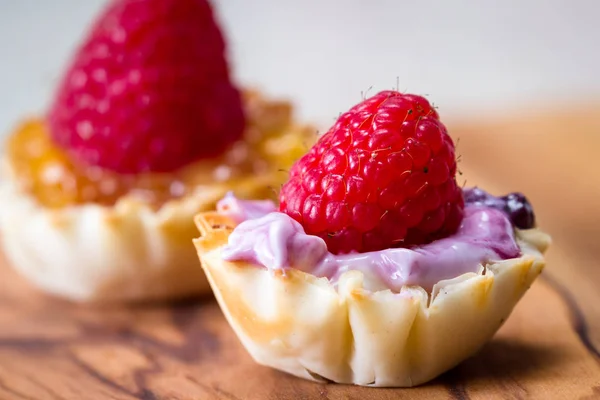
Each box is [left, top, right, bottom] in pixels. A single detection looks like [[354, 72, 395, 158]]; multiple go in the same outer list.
[[48, 0, 244, 173], [279, 91, 464, 254]]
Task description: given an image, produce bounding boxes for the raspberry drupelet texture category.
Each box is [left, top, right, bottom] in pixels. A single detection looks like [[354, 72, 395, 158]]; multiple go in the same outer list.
[[279, 91, 464, 254], [48, 0, 244, 174]]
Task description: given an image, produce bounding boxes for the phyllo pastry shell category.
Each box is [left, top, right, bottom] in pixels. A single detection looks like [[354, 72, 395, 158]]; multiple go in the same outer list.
[[193, 211, 550, 387]]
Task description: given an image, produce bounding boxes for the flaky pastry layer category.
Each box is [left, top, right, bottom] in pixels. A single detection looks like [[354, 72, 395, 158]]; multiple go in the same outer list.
[[0, 169, 276, 302], [193, 211, 550, 387]]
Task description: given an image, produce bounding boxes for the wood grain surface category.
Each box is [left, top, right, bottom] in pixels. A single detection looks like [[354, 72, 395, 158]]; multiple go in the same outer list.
[[0, 106, 599, 400]]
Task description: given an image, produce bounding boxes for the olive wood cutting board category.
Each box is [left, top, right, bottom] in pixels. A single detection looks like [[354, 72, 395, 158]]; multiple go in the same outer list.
[[0, 105, 598, 399]]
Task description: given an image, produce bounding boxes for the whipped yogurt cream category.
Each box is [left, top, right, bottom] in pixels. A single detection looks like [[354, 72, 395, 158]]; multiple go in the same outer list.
[[217, 190, 523, 292]]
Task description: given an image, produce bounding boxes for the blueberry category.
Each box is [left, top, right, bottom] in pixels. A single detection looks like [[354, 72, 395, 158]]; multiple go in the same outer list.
[[464, 187, 505, 209], [463, 188, 536, 229], [463, 187, 488, 203], [502, 193, 535, 229]]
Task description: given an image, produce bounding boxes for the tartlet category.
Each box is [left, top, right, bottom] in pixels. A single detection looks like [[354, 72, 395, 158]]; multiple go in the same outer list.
[[194, 210, 548, 386], [0, 0, 313, 302], [193, 90, 551, 386]]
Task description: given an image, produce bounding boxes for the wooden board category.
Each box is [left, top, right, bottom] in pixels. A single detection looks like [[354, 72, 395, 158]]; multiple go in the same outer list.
[[0, 106, 599, 400]]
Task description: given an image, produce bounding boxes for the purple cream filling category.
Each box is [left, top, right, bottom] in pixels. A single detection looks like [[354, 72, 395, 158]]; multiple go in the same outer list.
[[217, 192, 521, 292]]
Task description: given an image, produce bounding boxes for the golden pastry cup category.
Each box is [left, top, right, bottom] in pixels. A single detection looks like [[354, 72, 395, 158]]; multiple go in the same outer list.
[[193, 211, 550, 387]]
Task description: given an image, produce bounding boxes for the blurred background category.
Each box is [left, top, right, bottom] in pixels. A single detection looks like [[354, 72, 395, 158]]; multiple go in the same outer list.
[[0, 0, 599, 134]]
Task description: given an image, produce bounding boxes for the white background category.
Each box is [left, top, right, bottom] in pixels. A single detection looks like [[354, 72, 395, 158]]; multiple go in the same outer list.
[[0, 0, 599, 135]]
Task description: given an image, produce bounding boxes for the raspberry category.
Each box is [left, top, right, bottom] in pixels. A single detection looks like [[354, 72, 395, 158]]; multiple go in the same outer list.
[[279, 91, 464, 254], [48, 0, 244, 174]]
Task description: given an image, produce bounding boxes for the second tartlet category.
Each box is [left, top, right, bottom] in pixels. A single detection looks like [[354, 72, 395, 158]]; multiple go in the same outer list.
[[0, 0, 313, 302]]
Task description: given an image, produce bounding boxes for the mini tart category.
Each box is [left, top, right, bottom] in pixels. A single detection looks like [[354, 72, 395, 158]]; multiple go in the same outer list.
[[0, 90, 314, 302], [193, 212, 550, 387]]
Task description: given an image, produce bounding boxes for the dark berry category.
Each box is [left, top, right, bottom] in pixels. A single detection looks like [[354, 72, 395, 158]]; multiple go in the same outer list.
[[463, 188, 535, 229], [502, 193, 535, 229]]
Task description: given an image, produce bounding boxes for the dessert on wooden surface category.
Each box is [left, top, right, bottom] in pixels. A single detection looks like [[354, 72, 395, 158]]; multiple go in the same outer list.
[[194, 90, 550, 386], [0, 0, 313, 302]]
